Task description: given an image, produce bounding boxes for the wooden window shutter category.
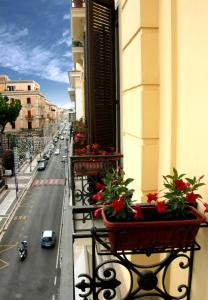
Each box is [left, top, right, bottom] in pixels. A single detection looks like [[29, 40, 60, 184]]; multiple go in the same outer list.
[[86, 0, 116, 148]]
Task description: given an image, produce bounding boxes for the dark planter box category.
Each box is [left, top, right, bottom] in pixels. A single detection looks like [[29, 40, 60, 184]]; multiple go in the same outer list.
[[102, 206, 205, 252]]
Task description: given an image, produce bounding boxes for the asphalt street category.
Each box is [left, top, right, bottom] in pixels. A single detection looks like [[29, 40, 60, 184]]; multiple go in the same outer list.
[[0, 145, 66, 300]]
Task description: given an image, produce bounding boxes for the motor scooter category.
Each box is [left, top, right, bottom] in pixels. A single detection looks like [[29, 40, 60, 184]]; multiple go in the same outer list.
[[18, 241, 28, 261]]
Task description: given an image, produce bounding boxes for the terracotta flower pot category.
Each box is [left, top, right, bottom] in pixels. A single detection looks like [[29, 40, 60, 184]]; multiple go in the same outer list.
[[101, 206, 205, 252]]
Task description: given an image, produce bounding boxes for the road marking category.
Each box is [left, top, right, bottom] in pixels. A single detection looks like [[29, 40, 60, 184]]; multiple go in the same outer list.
[[19, 204, 33, 208], [13, 215, 27, 221], [32, 179, 65, 186], [0, 242, 18, 269], [0, 258, 9, 270], [54, 276, 57, 286], [0, 242, 18, 254]]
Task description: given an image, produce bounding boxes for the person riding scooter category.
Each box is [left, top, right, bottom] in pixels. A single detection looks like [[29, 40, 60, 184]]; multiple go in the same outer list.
[[18, 241, 28, 260]]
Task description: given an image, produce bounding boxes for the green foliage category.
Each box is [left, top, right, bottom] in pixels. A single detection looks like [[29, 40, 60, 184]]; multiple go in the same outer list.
[[93, 169, 136, 219], [2, 149, 14, 171], [147, 168, 206, 218], [0, 94, 22, 133]]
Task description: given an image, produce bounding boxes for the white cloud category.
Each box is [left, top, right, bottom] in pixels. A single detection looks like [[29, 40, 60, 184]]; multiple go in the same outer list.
[[63, 29, 69, 37], [63, 14, 70, 20], [56, 36, 71, 47], [63, 52, 72, 58], [0, 27, 70, 84]]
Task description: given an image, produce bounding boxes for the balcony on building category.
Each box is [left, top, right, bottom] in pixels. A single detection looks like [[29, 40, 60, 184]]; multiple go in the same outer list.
[[72, 40, 84, 65], [71, 0, 85, 65], [71, 0, 85, 9], [25, 115, 34, 121]]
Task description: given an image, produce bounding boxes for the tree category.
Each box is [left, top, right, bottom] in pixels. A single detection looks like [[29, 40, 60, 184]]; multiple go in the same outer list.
[[2, 149, 14, 172], [0, 94, 22, 133]]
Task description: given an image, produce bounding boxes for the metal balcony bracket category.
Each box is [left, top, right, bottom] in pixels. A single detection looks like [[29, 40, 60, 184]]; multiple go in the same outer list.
[[74, 226, 201, 300]]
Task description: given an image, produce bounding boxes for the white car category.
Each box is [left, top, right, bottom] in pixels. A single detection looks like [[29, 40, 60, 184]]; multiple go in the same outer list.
[[54, 149, 60, 155]]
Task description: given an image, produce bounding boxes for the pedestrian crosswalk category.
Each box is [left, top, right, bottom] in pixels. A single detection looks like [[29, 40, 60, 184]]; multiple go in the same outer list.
[[32, 178, 66, 186]]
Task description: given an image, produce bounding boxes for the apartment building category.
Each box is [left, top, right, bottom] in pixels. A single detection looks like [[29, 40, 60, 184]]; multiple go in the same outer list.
[[0, 75, 58, 136], [70, 0, 208, 299]]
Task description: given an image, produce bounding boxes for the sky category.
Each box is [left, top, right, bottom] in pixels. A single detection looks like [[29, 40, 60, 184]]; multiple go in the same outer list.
[[0, 0, 74, 108]]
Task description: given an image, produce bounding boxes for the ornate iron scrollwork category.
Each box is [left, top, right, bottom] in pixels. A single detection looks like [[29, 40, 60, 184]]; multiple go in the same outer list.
[[75, 227, 200, 299]]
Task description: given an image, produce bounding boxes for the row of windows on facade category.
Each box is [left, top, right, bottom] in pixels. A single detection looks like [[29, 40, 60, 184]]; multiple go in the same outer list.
[[10, 98, 31, 104], [7, 85, 32, 91]]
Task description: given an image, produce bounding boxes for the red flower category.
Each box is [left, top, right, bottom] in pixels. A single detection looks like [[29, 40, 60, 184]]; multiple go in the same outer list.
[[111, 199, 124, 212], [155, 201, 167, 213], [109, 146, 115, 152], [174, 179, 186, 191], [146, 193, 158, 202], [86, 144, 91, 150], [186, 192, 199, 203], [204, 202, 208, 213], [101, 151, 108, 156], [92, 191, 103, 201], [94, 208, 102, 218], [96, 182, 106, 190], [133, 204, 143, 220], [92, 143, 99, 150]]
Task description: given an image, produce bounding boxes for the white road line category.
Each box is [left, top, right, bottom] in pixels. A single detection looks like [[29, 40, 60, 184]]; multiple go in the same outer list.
[[54, 276, 57, 286]]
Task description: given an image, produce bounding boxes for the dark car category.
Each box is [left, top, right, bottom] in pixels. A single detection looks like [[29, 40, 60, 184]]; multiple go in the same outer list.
[[41, 230, 56, 248], [37, 159, 47, 171], [43, 152, 50, 160]]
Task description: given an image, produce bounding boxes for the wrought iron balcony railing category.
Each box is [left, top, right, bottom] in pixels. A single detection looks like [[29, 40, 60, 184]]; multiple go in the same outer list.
[[72, 206, 201, 300], [70, 154, 123, 214]]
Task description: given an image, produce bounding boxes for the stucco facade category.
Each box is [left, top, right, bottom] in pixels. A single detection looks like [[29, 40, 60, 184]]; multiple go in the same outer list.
[[120, 0, 208, 298], [0, 75, 58, 136], [70, 0, 208, 297]]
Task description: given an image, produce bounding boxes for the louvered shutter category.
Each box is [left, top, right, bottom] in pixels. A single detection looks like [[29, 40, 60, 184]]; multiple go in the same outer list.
[[86, 0, 116, 148]]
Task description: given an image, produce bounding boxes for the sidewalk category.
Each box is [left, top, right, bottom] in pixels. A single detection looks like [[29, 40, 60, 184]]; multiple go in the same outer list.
[[0, 156, 39, 239]]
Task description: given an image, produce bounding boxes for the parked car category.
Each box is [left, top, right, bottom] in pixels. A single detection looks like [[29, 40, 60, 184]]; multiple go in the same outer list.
[[37, 159, 47, 171], [54, 149, 60, 155], [41, 230, 56, 248], [61, 155, 67, 162], [43, 153, 50, 160], [60, 136, 64, 140]]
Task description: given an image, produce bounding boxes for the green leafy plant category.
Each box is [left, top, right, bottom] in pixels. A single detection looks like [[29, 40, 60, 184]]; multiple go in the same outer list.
[[0, 94, 22, 133], [93, 169, 142, 220], [93, 168, 208, 221], [146, 168, 208, 218]]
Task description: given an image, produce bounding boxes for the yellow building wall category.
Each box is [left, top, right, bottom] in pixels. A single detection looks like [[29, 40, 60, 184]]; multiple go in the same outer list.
[[120, 0, 159, 200], [120, 0, 208, 298], [159, 0, 208, 298]]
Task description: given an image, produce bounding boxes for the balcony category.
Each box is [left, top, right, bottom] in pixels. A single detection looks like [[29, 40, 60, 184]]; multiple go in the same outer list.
[[72, 0, 85, 9], [72, 40, 84, 64], [25, 115, 34, 121], [65, 125, 206, 299], [71, 0, 85, 65]]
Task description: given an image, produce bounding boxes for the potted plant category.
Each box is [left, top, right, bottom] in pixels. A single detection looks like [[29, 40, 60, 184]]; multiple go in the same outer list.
[[93, 168, 207, 252], [72, 144, 122, 176]]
